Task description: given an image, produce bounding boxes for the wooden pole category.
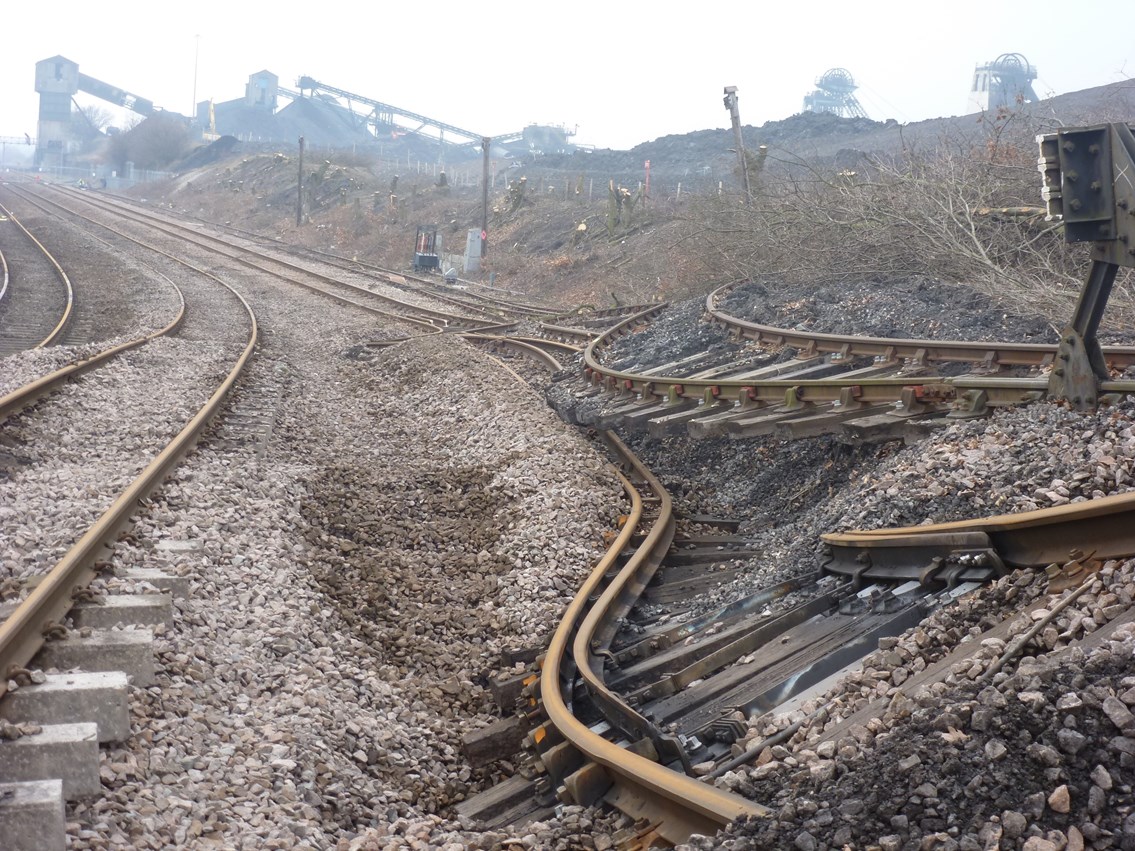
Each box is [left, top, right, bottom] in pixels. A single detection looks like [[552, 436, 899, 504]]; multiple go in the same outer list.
[[296, 136, 304, 226]]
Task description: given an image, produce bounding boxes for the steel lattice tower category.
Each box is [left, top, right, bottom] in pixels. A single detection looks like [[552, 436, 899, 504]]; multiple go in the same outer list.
[[802, 69, 868, 119]]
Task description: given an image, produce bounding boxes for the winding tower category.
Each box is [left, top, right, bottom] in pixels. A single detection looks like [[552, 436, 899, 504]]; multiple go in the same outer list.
[[802, 68, 868, 119], [967, 53, 1039, 113]]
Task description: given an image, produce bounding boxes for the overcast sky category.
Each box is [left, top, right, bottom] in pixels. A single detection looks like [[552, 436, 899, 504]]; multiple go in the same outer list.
[[1, 0, 1131, 151]]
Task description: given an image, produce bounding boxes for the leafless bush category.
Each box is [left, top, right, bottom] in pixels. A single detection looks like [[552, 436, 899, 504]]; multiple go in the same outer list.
[[106, 113, 192, 172], [678, 110, 1135, 330]]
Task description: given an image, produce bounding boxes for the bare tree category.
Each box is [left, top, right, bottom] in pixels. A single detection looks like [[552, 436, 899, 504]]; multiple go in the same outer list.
[[675, 109, 1135, 330], [106, 113, 191, 172], [76, 103, 115, 135]]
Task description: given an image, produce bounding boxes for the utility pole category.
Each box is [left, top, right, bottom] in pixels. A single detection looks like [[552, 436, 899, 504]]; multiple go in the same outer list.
[[296, 136, 305, 226], [722, 86, 752, 204], [192, 35, 200, 124], [481, 136, 490, 257]]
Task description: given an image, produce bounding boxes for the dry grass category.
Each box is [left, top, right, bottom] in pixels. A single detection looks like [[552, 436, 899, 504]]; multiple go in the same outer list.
[[138, 116, 1133, 328]]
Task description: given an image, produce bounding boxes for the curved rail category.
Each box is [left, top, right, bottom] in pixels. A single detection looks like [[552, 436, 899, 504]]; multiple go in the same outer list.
[[581, 303, 1135, 414], [705, 281, 1135, 370], [538, 322, 600, 344], [0, 278, 256, 702], [54, 185, 566, 319], [49, 185, 557, 329], [12, 183, 447, 338], [462, 334, 568, 372], [0, 273, 186, 424], [0, 201, 74, 347], [16, 186, 455, 333], [539, 432, 766, 845]]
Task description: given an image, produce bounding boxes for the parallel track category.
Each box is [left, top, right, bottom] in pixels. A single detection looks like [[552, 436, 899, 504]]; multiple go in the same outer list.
[[0, 201, 73, 352], [44, 185, 553, 326], [0, 267, 257, 703], [9, 181, 1135, 848]]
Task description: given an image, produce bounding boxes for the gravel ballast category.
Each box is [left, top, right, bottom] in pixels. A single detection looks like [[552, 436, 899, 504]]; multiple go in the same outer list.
[[49, 281, 629, 848]]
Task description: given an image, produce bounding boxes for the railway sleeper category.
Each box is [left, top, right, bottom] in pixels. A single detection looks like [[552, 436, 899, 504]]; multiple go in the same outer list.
[[613, 575, 815, 663], [838, 410, 953, 445], [665, 600, 933, 739], [0, 561, 189, 850], [646, 400, 736, 437]]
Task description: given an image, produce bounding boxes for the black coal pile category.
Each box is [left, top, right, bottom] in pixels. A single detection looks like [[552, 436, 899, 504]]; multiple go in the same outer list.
[[694, 620, 1135, 851], [714, 278, 1058, 343]]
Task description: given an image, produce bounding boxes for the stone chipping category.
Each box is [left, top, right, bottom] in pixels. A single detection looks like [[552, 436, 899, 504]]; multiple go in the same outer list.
[[10, 195, 1135, 850], [25, 267, 630, 848]]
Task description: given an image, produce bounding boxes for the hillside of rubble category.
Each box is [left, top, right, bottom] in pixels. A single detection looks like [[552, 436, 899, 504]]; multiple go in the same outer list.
[[119, 78, 1135, 317]]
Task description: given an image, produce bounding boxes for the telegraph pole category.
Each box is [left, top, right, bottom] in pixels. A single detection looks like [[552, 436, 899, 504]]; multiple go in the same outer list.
[[481, 136, 490, 257], [296, 136, 305, 226], [723, 86, 752, 204], [192, 35, 200, 123]]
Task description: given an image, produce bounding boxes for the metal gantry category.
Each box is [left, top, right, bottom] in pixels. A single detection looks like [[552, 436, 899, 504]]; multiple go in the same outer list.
[[802, 69, 868, 119]]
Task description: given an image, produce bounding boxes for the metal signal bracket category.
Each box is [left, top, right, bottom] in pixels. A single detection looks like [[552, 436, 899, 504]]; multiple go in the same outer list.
[[1038, 123, 1135, 409]]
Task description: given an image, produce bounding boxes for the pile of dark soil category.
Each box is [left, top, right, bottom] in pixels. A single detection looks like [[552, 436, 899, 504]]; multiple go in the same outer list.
[[716, 644, 1135, 851]]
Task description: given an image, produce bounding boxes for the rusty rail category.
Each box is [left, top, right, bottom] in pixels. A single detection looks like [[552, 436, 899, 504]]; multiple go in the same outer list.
[[0, 272, 185, 424], [824, 487, 1135, 576], [537, 432, 767, 846], [0, 261, 256, 702], [580, 298, 1135, 417], [705, 281, 1135, 370], [0, 201, 73, 347]]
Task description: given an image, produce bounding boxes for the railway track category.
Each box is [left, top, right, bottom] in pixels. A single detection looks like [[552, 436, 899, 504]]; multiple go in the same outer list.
[[0, 217, 257, 844], [547, 289, 1135, 444], [460, 402, 1135, 848], [5, 120, 1135, 847], [32, 183, 558, 330], [93, 189, 564, 321], [0, 201, 73, 354], [0, 181, 638, 849]]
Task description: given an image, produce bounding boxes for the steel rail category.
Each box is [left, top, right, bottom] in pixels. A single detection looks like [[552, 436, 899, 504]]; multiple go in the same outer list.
[[497, 335, 581, 356], [824, 486, 1135, 569], [581, 305, 1135, 413], [461, 334, 566, 372], [705, 281, 1135, 369], [539, 322, 600, 342], [93, 190, 522, 320], [0, 201, 73, 347], [55, 185, 553, 327], [540, 434, 766, 845], [70, 186, 562, 319], [12, 184, 444, 336], [392, 268, 560, 318], [0, 274, 257, 703], [23, 186, 455, 332], [0, 272, 186, 424]]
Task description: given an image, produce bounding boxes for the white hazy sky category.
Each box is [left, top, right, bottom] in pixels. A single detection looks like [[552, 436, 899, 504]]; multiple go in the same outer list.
[[1, 1, 1131, 150]]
